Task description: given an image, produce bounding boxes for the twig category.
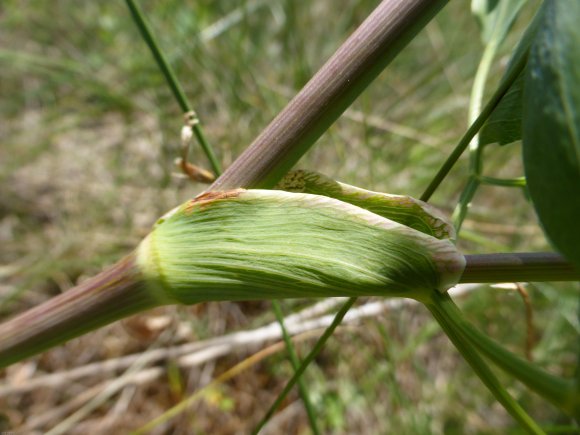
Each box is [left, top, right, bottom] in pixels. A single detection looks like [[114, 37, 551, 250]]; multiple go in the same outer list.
[[0, 287, 476, 397], [514, 283, 535, 361], [0, 298, 346, 396], [44, 347, 155, 435]]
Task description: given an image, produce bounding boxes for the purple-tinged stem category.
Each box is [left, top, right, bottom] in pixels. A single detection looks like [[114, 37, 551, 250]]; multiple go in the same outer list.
[[460, 252, 579, 283], [0, 252, 578, 367], [0, 255, 161, 368], [210, 0, 449, 190]]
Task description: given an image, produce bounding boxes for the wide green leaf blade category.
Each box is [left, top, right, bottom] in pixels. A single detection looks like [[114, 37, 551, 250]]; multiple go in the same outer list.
[[523, 1, 580, 269]]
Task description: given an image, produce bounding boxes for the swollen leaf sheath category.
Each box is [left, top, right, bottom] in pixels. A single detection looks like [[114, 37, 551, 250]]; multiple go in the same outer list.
[[137, 189, 464, 304]]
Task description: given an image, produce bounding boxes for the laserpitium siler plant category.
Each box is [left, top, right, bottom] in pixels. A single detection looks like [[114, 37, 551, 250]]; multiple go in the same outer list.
[[0, 1, 579, 433]]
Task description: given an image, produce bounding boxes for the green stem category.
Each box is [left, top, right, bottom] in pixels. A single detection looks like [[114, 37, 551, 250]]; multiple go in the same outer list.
[[452, 176, 480, 233], [272, 301, 320, 435], [252, 297, 357, 434], [419, 46, 528, 202], [430, 291, 579, 418], [125, 5, 319, 425], [124, 0, 188, 112], [577, 301, 580, 386], [478, 175, 526, 188], [124, 0, 222, 175], [453, 20, 495, 232], [425, 295, 545, 434], [468, 0, 507, 141]]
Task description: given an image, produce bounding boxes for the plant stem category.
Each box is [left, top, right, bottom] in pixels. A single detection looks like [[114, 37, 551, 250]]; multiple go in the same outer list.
[[478, 175, 526, 188], [211, 0, 449, 190], [0, 252, 576, 367], [419, 46, 528, 202], [272, 301, 320, 435], [124, 0, 221, 175], [124, 0, 187, 112], [0, 0, 461, 377], [452, 175, 480, 232], [429, 291, 579, 418], [252, 297, 357, 434], [426, 297, 545, 434], [125, 3, 327, 430], [459, 252, 580, 283], [0, 255, 163, 368], [451, 17, 499, 232]]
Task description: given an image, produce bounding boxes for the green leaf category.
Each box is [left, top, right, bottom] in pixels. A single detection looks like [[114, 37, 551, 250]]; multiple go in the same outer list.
[[480, 4, 544, 146], [480, 70, 524, 146], [523, 1, 580, 270], [472, 0, 527, 44]]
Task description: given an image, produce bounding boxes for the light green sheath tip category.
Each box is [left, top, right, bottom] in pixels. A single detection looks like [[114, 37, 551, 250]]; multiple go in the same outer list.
[[276, 170, 456, 241], [137, 176, 464, 304]]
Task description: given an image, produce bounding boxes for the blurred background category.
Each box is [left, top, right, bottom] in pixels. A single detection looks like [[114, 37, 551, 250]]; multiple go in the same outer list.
[[0, 0, 577, 433]]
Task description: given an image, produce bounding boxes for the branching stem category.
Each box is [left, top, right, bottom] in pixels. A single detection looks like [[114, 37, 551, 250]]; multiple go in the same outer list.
[[419, 47, 528, 202], [426, 296, 545, 434], [2, 252, 573, 369], [428, 291, 579, 418]]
